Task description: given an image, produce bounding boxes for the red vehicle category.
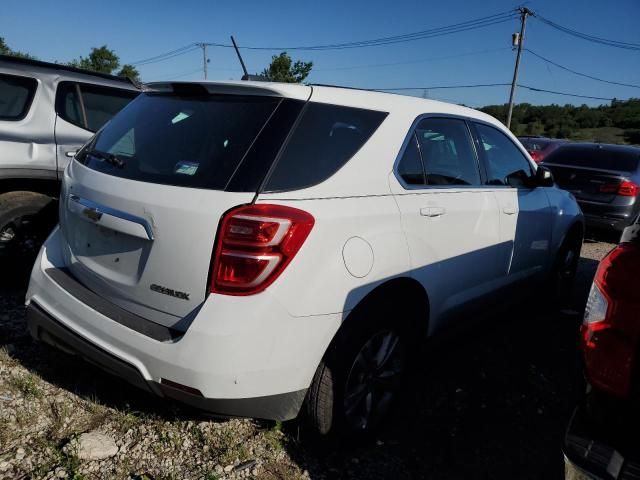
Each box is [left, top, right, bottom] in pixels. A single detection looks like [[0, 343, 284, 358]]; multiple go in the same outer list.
[[518, 136, 568, 163], [564, 215, 640, 479]]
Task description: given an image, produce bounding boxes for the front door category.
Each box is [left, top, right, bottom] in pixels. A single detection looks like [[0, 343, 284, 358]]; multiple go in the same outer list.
[[471, 122, 552, 281]]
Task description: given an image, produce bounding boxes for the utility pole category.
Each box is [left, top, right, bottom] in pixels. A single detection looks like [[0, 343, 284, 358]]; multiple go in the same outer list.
[[506, 7, 533, 130], [196, 43, 208, 80]]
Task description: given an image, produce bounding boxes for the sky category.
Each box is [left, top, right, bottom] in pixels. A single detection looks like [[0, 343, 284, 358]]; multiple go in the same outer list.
[[1, 0, 639, 107]]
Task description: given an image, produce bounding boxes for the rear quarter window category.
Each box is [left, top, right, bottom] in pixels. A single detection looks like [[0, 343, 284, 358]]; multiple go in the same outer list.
[[544, 147, 640, 172], [56, 81, 138, 132], [0, 73, 37, 120], [263, 103, 388, 192]]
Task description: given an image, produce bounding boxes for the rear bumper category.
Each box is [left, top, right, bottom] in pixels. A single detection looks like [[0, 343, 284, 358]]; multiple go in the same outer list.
[[563, 391, 640, 480], [578, 200, 638, 232], [26, 227, 343, 420]]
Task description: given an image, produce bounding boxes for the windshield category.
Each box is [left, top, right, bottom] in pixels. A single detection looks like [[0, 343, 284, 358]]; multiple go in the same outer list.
[[76, 92, 283, 190]]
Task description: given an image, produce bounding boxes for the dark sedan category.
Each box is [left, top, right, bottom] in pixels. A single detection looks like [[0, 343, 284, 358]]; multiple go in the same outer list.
[[543, 143, 640, 234]]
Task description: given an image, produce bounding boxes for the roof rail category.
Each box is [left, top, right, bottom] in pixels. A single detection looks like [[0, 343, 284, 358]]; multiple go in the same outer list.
[[0, 54, 140, 88]]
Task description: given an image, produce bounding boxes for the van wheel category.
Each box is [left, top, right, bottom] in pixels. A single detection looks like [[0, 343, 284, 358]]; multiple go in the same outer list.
[[549, 232, 582, 307], [305, 302, 409, 439], [0, 192, 57, 281]]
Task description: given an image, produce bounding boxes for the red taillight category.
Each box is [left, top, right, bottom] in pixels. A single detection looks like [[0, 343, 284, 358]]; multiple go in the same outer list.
[[599, 180, 639, 197], [210, 204, 314, 295], [581, 242, 640, 397], [529, 150, 543, 163]]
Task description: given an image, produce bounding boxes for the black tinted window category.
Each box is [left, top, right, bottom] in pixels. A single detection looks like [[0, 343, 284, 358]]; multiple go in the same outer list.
[[264, 103, 387, 192], [77, 93, 283, 190], [56, 82, 138, 132], [475, 123, 533, 187], [397, 134, 425, 185], [416, 118, 480, 186], [0, 73, 37, 120], [519, 138, 550, 151], [544, 146, 640, 172]]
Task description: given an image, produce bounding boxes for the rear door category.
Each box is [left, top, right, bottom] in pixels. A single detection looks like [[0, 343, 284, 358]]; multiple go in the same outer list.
[[54, 81, 138, 176], [472, 122, 552, 280], [59, 90, 305, 329], [390, 116, 502, 323]]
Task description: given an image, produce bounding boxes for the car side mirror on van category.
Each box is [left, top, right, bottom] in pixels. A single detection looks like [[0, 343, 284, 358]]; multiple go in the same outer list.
[[535, 166, 554, 187]]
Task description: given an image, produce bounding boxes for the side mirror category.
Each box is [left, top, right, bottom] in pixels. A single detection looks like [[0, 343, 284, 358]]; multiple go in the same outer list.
[[535, 166, 554, 187]]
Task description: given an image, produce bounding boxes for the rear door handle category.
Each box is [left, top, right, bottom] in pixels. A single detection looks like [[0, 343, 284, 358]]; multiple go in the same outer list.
[[502, 205, 517, 215], [420, 207, 446, 217]]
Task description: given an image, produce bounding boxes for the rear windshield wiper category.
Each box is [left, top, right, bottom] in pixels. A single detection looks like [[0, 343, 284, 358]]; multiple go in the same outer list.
[[86, 149, 126, 168]]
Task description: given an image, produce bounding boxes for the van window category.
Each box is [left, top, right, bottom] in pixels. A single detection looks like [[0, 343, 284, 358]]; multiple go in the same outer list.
[[56, 82, 138, 132], [263, 103, 387, 192], [0, 73, 37, 120], [397, 133, 426, 186]]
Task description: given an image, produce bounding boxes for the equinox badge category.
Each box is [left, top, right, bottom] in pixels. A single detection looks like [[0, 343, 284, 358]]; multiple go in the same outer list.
[[150, 284, 190, 301]]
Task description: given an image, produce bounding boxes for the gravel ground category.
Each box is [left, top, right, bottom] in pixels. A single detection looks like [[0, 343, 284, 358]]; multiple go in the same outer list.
[[0, 239, 615, 480]]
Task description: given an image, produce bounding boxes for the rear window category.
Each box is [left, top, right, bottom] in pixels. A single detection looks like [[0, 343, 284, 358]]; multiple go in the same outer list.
[[56, 82, 138, 132], [0, 73, 37, 120], [263, 103, 387, 192], [76, 93, 287, 190], [544, 147, 640, 172]]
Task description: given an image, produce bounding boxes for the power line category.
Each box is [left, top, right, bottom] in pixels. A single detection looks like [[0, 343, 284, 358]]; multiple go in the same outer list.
[[373, 83, 617, 101], [314, 47, 510, 72], [132, 45, 200, 66], [128, 9, 519, 66], [534, 14, 640, 51], [518, 84, 615, 101], [376, 83, 511, 91], [525, 48, 640, 89]]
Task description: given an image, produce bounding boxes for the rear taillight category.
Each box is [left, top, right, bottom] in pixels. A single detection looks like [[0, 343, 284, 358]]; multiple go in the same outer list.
[[581, 242, 640, 398], [529, 150, 543, 163], [599, 180, 639, 197], [210, 204, 314, 295]]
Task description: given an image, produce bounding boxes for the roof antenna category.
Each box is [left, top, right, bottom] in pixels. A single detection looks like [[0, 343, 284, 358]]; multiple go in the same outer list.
[[231, 35, 267, 81]]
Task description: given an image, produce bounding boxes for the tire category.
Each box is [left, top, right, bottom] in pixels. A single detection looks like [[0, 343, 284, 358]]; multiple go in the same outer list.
[[548, 230, 582, 307], [0, 191, 57, 285], [304, 298, 413, 439]]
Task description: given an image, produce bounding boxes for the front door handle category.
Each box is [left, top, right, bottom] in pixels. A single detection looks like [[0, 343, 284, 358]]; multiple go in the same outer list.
[[65, 150, 77, 158], [420, 207, 446, 217]]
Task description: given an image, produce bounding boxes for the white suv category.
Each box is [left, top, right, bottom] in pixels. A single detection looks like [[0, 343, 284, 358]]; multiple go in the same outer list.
[[25, 81, 583, 436]]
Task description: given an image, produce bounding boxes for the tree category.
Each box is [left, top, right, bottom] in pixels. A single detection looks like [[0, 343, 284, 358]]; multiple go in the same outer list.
[[68, 45, 141, 82], [261, 52, 312, 83], [68, 45, 119, 74], [117, 64, 140, 82], [0, 37, 37, 59]]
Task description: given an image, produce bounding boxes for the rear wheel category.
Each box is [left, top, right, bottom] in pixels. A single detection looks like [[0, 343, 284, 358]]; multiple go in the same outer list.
[[0, 191, 57, 284], [305, 300, 412, 439]]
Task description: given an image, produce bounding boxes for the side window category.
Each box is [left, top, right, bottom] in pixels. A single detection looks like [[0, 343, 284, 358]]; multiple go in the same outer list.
[[474, 123, 534, 188], [397, 133, 425, 185], [415, 117, 480, 186], [0, 73, 37, 121], [56, 81, 138, 132], [264, 103, 387, 192]]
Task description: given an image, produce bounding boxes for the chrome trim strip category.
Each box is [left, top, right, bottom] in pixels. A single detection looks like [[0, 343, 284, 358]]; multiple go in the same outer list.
[[68, 194, 154, 240]]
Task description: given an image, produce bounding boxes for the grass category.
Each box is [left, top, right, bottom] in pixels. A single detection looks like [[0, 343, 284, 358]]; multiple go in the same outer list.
[[569, 127, 626, 144], [8, 372, 44, 399]]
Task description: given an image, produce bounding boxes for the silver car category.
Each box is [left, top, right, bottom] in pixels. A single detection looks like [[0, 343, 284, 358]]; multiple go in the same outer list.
[[0, 55, 139, 275]]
